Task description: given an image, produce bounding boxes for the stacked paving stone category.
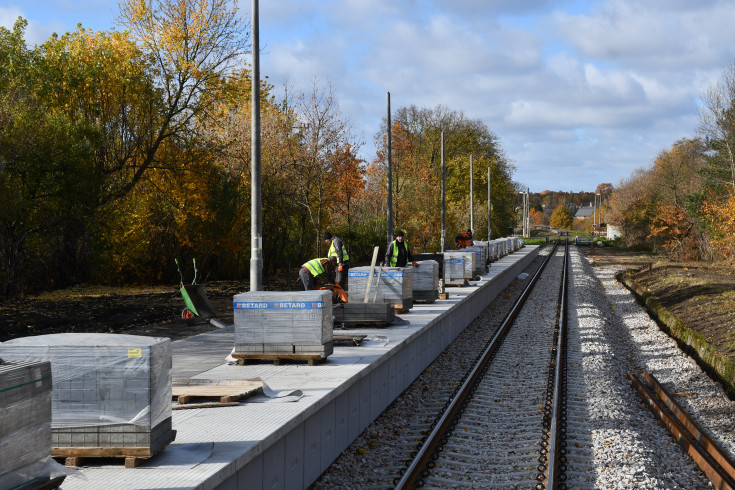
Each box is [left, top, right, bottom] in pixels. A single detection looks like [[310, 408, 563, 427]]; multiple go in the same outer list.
[[443, 256, 466, 286], [0, 360, 52, 490], [471, 241, 491, 266], [233, 290, 333, 356], [443, 251, 476, 280], [348, 267, 413, 310], [463, 246, 486, 275], [0, 334, 173, 451], [412, 260, 439, 302], [491, 238, 508, 258], [333, 303, 395, 326]]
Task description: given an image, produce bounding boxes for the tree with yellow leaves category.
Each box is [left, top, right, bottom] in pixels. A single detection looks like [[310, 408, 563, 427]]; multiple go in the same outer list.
[[115, 0, 249, 195]]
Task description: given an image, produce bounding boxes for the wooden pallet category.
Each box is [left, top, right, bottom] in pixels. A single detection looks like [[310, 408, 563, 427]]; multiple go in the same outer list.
[[333, 334, 367, 346], [394, 307, 409, 314], [53, 430, 176, 468], [172, 378, 262, 405], [231, 352, 327, 366], [438, 293, 449, 300]]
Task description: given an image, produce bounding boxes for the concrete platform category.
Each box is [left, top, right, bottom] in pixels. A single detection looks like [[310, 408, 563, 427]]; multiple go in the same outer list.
[[59, 246, 539, 490]]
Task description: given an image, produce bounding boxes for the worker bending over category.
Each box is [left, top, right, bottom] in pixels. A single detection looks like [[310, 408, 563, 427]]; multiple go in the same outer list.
[[455, 229, 473, 249], [300, 257, 336, 290], [385, 230, 419, 268]]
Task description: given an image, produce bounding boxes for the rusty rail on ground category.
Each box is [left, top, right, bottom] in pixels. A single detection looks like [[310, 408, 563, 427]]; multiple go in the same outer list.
[[628, 370, 735, 490]]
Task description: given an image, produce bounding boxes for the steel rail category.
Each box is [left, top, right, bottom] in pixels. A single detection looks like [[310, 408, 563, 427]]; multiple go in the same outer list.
[[394, 242, 559, 489], [628, 370, 735, 490], [544, 239, 569, 489], [642, 371, 735, 481]]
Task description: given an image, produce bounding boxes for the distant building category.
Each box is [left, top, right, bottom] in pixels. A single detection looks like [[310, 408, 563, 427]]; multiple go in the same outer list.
[[575, 204, 594, 220]]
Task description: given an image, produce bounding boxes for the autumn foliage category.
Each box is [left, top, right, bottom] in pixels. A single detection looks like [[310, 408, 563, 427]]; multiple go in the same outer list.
[[0, 7, 520, 297]]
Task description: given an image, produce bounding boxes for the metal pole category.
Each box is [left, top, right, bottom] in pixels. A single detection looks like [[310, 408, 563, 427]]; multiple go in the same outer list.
[[469, 154, 474, 233], [440, 130, 446, 252], [250, 0, 263, 291], [386, 92, 393, 246], [593, 193, 597, 232], [528, 189, 531, 237], [487, 166, 492, 241]]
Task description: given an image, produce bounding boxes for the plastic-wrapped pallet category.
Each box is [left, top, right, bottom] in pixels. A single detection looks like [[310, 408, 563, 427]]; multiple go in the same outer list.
[[443, 251, 475, 280], [333, 303, 395, 326], [443, 256, 465, 286], [463, 246, 486, 275], [348, 267, 413, 310], [0, 334, 173, 452], [233, 290, 333, 355], [471, 241, 490, 267], [492, 238, 507, 257], [412, 260, 439, 302], [0, 360, 52, 490]]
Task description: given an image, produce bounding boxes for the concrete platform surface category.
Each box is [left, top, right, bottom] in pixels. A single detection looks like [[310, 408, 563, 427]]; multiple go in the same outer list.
[[58, 246, 539, 490]]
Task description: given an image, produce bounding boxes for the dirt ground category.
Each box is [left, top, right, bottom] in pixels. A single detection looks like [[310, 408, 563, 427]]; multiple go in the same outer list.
[[2, 248, 734, 367], [584, 246, 735, 365], [0, 281, 245, 343]]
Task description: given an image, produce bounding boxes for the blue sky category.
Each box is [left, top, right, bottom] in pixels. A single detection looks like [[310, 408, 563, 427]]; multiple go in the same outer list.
[[3, 0, 735, 192]]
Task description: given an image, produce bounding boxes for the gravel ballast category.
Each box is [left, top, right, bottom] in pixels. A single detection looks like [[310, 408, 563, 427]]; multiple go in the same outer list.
[[312, 246, 735, 489]]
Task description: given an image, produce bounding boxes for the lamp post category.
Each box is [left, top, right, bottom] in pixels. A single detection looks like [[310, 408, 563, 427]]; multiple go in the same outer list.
[[387, 92, 393, 246], [469, 154, 474, 234], [250, 0, 262, 291], [440, 130, 446, 252]]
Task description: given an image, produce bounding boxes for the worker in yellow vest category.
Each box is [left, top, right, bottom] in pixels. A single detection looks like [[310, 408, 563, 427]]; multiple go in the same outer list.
[[299, 257, 336, 290], [385, 230, 419, 268], [323, 231, 350, 289]]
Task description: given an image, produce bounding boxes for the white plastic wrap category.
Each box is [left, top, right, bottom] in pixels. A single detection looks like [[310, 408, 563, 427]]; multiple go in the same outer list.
[[0, 334, 172, 430], [413, 261, 439, 292], [491, 238, 507, 257], [233, 290, 333, 345], [471, 241, 490, 266], [0, 360, 52, 487], [463, 246, 485, 274], [443, 251, 475, 279], [443, 256, 465, 284], [348, 267, 413, 308]]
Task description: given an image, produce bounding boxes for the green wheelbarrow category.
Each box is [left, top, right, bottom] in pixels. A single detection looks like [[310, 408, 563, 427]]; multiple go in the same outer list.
[[175, 258, 228, 329]]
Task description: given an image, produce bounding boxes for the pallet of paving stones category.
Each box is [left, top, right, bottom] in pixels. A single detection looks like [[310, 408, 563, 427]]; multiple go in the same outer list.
[[231, 352, 329, 366], [171, 378, 262, 408], [52, 428, 176, 468], [412, 289, 439, 303], [232, 341, 333, 365], [333, 303, 395, 327]]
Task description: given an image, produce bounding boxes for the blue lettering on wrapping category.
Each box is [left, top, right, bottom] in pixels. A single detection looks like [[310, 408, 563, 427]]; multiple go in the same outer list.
[[234, 302, 323, 310]]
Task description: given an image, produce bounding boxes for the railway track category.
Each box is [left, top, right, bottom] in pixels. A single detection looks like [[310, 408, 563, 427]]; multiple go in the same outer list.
[[395, 241, 569, 489], [314, 244, 734, 489]]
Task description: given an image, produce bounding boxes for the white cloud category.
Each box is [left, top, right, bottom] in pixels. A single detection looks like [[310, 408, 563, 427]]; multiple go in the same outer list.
[[7, 0, 735, 192]]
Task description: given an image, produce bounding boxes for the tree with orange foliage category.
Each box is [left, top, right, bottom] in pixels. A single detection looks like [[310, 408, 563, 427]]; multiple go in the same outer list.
[[529, 208, 548, 226], [700, 190, 735, 259], [648, 204, 699, 259]]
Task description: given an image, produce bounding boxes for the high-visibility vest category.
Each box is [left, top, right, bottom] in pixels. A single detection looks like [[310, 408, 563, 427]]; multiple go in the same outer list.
[[389, 240, 405, 267], [303, 258, 328, 277], [328, 237, 350, 263]]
